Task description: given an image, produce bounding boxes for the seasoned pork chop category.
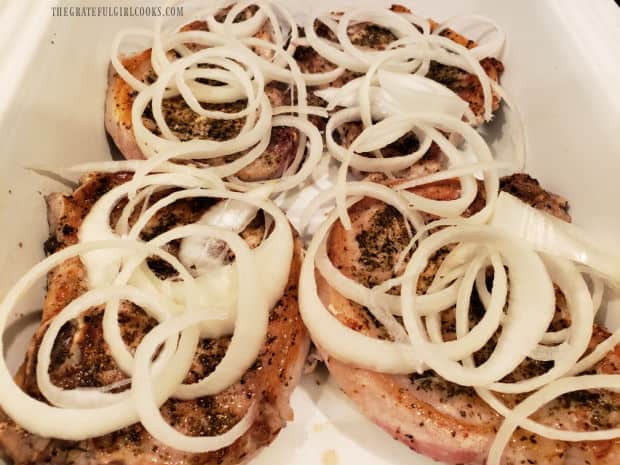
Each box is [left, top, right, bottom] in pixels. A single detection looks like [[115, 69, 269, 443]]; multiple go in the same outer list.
[[295, 4, 504, 124], [296, 4, 505, 182], [0, 173, 310, 465], [105, 16, 299, 182], [316, 173, 620, 464]]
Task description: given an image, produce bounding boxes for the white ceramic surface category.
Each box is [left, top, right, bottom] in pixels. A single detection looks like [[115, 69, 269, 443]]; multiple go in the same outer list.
[[1, 1, 619, 464]]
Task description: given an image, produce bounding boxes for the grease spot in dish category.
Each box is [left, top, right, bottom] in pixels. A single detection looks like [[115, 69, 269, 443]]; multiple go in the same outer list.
[[312, 422, 328, 433], [321, 449, 338, 465]]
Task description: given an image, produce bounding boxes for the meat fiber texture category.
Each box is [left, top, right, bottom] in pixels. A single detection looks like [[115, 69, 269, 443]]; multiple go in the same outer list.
[[316, 173, 620, 465], [0, 173, 311, 465]]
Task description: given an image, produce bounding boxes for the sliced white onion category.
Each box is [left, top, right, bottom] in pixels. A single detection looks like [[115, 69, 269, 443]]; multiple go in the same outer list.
[[110, 28, 152, 92], [0, 240, 196, 439], [79, 173, 207, 289], [131, 46, 272, 162], [133, 311, 257, 453], [151, 0, 223, 74], [303, 12, 368, 73], [224, 115, 323, 193], [314, 238, 461, 318], [378, 70, 476, 123], [273, 105, 328, 118], [432, 14, 506, 60], [569, 330, 620, 376], [491, 191, 620, 284], [299, 183, 429, 374], [424, 250, 507, 361], [105, 235, 200, 375], [390, 35, 495, 121], [116, 184, 161, 236], [17, 3, 620, 460], [401, 225, 556, 386], [486, 375, 620, 465], [149, 225, 268, 398], [325, 107, 433, 173], [65, 160, 227, 190], [316, 71, 472, 123], [37, 285, 175, 408], [126, 188, 293, 318], [206, 1, 267, 39], [178, 192, 264, 276], [488, 254, 594, 393], [303, 66, 346, 87], [334, 8, 420, 68]]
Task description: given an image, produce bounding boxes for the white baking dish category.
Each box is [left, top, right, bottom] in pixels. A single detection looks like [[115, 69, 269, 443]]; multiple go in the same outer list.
[[1, 1, 619, 464]]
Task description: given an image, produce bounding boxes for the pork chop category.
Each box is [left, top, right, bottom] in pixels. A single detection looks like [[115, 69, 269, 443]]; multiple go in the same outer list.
[[0, 172, 310, 465], [296, 4, 504, 182], [105, 11, 300, 182], [295, 4, 504, 126], [316, 173, 620, 464]]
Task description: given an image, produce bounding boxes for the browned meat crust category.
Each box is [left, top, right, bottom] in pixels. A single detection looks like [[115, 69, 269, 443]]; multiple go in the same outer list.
[[500, 173, 570, 222], [294, 4, 505, 182], [104, 20, 299, 182], [295, 4, 504, 124], [0, 173, 310, 465], [316, 173, 620, 464]]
